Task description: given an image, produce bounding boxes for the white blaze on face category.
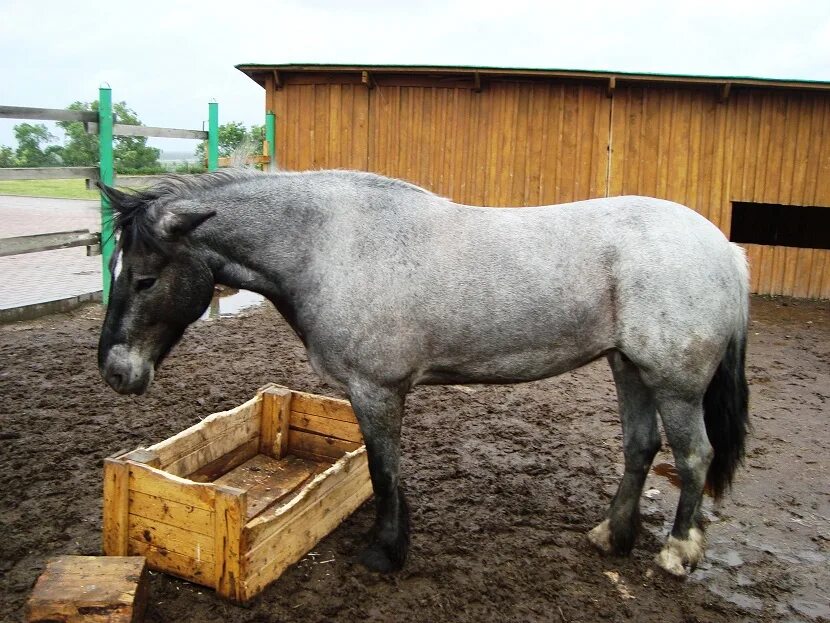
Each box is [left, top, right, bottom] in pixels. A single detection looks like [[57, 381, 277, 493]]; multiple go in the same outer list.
[[113, 248, 124, 279]]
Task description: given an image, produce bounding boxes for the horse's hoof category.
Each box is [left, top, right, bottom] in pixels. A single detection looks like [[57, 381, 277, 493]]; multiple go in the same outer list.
[[655, 528, 705, 578], [358, 542, 405, 573], [587, 519, 613, 554]]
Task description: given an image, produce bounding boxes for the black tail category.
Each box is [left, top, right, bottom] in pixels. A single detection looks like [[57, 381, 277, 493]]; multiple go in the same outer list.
[[703, 333, 750, 499]]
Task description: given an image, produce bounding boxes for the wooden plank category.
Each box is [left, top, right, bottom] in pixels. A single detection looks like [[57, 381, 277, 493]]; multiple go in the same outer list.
[[103, 458, 130, 556], [0, 105, 97, 122], [737, 93, 752, 202], [711, 96, 730, 229], [128, 513, 215, 562], [328, 83, 342, 167], [85, 122, 208, 140], [804, 98, 825, 205], [744, 244, 763, 294], [246, 448, 368, 545], [289, 451, 339, 465], [755, 245, 773, 294], [118, 448, 160, 466], [782, 246, 800, 296], [26, 556, 148, 623], [130, 538, 214, 586], [770, 246, 787, 295], [765, 95, 788, 203], [808, 248, 828, 299], [719, 95, 737, 236], [214, 486, 247, 602], [260, 387, 291, 458], [243, 473, 373, 599], [214, 454, 319, 520], [162, 416, 261, 478], [792, 248, 815, 298], [0, 230, 99, 258], [0, 166, 98, 181], [778, 95, 798, 206], [313, 84, 331, 168], [791, 95, 812, 205], [290, 411, 362, 443], [128, 461, 215, 511], [820, 249, 830, 299], [815, 100, 830, 205], [288, 429, 360, 461], [128, 489, 214, 536], [187, 437, 259, 483], [217, 155, 270, 167], [148, 394, 261, 470], [289, 391, 357, 424]]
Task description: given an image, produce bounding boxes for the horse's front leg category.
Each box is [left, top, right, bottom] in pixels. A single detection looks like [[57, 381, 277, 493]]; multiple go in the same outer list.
[[348, 380, 410, 572]]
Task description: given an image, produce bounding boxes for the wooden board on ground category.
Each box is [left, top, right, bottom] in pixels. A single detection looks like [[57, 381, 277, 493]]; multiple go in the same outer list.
[[26, 556, 148, 623]]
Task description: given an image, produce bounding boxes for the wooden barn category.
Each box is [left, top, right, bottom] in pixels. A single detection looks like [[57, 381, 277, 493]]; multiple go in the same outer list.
[[236, 64, 830, 299]]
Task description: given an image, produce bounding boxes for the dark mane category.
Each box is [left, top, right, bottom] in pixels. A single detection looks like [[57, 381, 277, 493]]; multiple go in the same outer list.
[[99, 168, 431, 257], [99, 169, 260, 254]]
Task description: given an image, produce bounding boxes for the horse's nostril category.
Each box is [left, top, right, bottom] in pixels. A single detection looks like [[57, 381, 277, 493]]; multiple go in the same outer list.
[[110, 372, 124, 389]]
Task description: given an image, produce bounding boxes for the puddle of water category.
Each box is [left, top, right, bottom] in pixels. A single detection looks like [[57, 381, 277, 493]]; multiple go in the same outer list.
[[652, 462, 714, 496], [708, 548, 744, 568], [791, 598, 830, 620], [652, 462, 681, 487], [201, 287, 264, 320]]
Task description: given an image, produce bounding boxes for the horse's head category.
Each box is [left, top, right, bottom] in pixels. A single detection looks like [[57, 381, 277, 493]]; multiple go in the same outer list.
[[97, 183, 217, 394]]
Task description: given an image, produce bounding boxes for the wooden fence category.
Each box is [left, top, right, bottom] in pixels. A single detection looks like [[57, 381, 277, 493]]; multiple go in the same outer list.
[[0, 94, 225, 303]]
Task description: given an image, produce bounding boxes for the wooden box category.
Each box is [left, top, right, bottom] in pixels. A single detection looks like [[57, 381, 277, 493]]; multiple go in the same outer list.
[[26, 556, 148, 623], [102, 385, 372, 602]]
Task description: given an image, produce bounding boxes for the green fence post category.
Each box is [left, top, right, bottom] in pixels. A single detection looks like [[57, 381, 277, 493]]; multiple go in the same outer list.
[[208, 101, 219, 171], [265, 111, 276, 172], [98, 86, 115, 304]]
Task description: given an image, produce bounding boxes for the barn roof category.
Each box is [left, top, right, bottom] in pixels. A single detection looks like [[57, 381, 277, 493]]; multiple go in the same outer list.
[[236, 63, 830, 92]]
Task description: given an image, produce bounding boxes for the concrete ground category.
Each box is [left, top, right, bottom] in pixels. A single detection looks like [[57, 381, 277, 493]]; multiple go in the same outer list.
[[0, 195, 102, 313]]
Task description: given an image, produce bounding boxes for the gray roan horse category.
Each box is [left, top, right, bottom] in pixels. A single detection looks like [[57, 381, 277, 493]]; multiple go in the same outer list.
[[97, 169, 749, 578]]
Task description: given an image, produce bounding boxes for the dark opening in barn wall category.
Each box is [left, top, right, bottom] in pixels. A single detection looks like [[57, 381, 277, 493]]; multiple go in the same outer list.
[[730, 203, 830, 250]]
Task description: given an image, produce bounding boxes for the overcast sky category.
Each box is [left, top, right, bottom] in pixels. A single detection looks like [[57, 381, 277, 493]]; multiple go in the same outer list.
[[2, 0, 830, 155]]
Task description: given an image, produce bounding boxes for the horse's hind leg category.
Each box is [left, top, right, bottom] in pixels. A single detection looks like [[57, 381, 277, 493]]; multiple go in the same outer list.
[[348, 380, 410, 572], [589, 352, 661, 555], [652, 392, 713, 577]]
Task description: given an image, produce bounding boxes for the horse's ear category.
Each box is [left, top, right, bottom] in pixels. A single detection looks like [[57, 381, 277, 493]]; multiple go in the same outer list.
[[157, 209, 217, 240]]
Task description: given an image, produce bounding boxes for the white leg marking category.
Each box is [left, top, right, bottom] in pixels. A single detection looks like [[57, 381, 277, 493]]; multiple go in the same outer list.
[[655, 527, 706, 577], [588, 519, 613, 554]]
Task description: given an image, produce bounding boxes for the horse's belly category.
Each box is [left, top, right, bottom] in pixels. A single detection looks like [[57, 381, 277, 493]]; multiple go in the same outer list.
[[416, 341, 611, 386]]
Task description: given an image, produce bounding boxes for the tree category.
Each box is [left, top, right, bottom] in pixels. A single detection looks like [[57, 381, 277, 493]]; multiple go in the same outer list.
[[14, 123, 62, 167], [0, 146, 15, 167], [195, 122, 264, 162], [57, 102, 99, 166], [56, 101, 161, 173], [111, 102, 161, 173]]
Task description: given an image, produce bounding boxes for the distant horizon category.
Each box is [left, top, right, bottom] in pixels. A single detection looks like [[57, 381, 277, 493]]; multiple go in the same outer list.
[[159, 149, 199, 162]]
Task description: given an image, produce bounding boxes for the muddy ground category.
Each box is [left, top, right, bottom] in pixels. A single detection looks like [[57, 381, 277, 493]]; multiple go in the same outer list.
[[0, 296, 827, 622]]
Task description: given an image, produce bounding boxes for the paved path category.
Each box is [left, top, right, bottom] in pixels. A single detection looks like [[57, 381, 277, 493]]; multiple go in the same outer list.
[[0, 196, 102, 310]]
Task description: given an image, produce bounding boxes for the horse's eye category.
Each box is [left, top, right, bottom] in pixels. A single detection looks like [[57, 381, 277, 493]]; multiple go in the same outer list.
[[136, 277, 157, 292]]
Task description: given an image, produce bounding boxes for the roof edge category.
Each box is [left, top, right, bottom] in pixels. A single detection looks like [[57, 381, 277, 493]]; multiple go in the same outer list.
[[235, 63, 830, 91]]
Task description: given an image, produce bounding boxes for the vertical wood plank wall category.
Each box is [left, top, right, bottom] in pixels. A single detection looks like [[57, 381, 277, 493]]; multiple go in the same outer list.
[[269, 76, 830, 298]]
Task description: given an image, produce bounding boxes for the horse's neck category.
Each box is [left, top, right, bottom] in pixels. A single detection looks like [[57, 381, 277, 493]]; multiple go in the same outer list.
[[197, 193, 314, 333]]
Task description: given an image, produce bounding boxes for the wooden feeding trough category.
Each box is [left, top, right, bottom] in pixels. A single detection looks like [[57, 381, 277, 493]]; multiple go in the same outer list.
[[102, 385, 372, 602]]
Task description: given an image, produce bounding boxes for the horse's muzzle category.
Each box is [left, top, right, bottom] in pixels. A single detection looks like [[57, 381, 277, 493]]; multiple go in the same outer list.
[[100, 344, 154, 395]]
